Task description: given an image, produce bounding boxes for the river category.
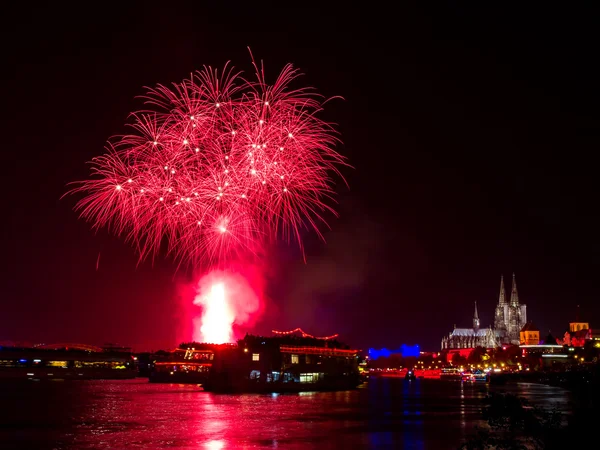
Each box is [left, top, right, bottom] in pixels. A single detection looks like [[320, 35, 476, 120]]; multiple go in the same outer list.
[[0, 378, 572, 449]]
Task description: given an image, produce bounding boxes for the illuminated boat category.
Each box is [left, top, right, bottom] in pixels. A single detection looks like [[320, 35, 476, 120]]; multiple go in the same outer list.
[[405, 370, 417, 381], [209, 333, 361, 393], [440, 367, 462, 381], [149, 344, 231, 384], [461, 369, 489, 382], [150, 330, 362, 392]]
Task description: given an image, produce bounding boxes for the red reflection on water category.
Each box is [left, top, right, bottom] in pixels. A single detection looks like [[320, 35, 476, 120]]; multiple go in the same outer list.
[[0, 378, 571, 449]]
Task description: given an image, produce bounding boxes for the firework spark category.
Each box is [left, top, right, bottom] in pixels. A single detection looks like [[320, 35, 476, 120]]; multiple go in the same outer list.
[[69, 59, 346, 266]]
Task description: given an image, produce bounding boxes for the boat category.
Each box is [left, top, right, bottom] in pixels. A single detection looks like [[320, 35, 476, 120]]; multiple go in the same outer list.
[[0, 344, 137, 380], [461, 369, 489, 382], [440, 367, 462, 381], [150, 331, 362, 393], [149, 344, 230, 384], [405, 370, 417, 381]]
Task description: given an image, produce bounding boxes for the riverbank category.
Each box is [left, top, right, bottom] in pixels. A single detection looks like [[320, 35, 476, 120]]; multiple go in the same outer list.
[[464, 366, 600, 448], [490, 365, 600, 406]]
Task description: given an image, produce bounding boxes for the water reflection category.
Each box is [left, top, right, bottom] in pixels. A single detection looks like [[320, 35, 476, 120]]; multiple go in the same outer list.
[[459, 380, 466, 431], [0, 378, 571, 449], [401, 379, 424, 450]]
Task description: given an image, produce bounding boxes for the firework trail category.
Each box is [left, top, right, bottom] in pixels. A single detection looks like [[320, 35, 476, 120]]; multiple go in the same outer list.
[[69, 58, 346, 267]]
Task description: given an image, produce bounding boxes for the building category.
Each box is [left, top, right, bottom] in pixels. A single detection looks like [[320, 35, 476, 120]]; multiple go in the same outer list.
[[519, 343, 566, 368], [441, 302, 500, 350], [0, 344, 137, 380], [441, 273, 528, 350], [494, 273, 527, 344], [519, 321, 540, 345], [556, 307, 593, 347]]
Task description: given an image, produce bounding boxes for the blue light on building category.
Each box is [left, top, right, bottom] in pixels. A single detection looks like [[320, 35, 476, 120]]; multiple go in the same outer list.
[[401, 344, 420, 358], [368, 345, 420, 360]]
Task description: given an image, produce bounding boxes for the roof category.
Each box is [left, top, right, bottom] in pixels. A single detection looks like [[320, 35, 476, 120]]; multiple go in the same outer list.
[[571, 329, 590, 339], [240, 334, 351, 350], [451, 328, 489, 337], [520, 321, 539, 332]]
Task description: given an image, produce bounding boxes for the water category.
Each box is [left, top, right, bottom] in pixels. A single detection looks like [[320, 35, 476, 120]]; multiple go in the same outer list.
[[0, 378, 571, 449]]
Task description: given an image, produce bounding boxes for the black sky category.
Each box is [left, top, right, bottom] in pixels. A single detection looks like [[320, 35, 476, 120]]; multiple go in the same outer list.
[[1, 3, 599, 351]]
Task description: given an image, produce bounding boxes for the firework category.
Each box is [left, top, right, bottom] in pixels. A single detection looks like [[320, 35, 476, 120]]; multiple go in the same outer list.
[[69, 59, 346, 266], [191, 269, 262, 343]]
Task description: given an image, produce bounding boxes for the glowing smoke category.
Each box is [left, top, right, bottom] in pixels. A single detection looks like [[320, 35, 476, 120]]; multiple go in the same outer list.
[[192, 269, 262, 343], [195, 283, 232, 343]]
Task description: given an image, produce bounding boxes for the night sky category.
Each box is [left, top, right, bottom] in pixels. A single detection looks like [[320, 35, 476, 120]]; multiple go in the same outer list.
[[2, 3, 599, 352]]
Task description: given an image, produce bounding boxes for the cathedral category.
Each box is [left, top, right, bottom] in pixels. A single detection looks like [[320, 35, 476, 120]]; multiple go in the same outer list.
[[441, 273, 527, 350], [494, 273, 527, 345]]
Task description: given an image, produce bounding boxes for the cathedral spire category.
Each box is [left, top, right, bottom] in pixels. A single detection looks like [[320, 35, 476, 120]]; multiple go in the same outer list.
[[510, 272, 519, 306], [498, 275, 506, 305], [473, 301, 480, 331]]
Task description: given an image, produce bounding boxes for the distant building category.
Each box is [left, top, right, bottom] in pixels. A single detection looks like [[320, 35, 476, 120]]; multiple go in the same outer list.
[[519, 342, 566, 367], [441, 302, 500, 350], [368, 344, 421, 359], [519, 321, 540, 345], [441, 273, 528, 350], [569, 320, 589, 334], [557, 307, 592, 347], [494, 274, 527, 344]]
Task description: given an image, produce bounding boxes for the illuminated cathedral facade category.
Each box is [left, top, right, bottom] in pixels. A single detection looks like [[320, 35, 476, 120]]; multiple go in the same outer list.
[[441, 273, 527, 350], [494, 273, 527, 345]]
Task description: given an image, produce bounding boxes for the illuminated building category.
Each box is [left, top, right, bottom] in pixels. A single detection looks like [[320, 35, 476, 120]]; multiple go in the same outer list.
[[519, 321, 540, 345], [368, 344, 420, 360], [494, 274, 527, 344], [556, 307, 593, 347], [441, 273, 529, 350], [441, 301, 500, 350], [0, 344, 137, 380], [519, 344, 566, 367]]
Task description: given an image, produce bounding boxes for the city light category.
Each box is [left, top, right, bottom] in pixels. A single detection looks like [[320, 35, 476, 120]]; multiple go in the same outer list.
[[368, 344, 420, 360]]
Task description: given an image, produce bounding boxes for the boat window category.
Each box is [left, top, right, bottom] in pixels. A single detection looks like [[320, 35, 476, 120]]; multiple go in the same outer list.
[[299, 373, 324, 383], [283, 372, 294, 382]]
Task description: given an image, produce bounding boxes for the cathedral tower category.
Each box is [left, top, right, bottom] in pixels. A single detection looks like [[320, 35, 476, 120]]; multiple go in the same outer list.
[[507, 273, 527, 344], [473, 301, 480, 332], [494, 275, 508, 335], [510, 272, 519, 306]]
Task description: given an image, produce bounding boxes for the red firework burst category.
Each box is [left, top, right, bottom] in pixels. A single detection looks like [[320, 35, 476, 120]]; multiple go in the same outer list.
[[69, 59, 346, 266]]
